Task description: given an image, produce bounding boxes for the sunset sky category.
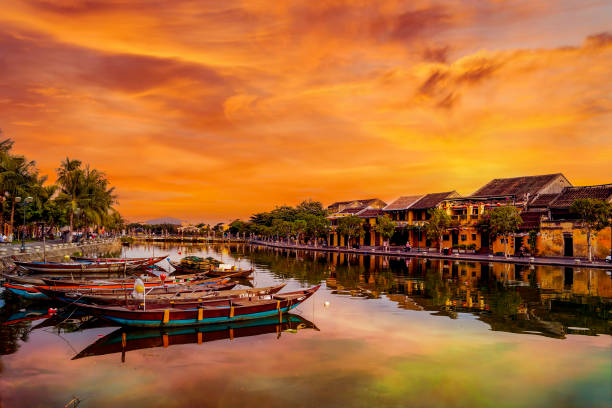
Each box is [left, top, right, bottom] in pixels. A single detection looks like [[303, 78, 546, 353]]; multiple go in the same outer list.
[[1, 0, 611, 223]]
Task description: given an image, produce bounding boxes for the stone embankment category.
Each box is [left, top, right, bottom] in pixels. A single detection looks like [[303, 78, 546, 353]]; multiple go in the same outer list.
[[250, 240, 612, 270], [133, 236, 246, 244], [0, 238, 122, 272]]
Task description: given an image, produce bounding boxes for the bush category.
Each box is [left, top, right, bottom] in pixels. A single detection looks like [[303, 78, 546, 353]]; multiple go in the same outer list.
[[467, 243, 476, 250], [452, 244, 459, 249], [494, 251, 504, 256], [458, 244, 466, 250]]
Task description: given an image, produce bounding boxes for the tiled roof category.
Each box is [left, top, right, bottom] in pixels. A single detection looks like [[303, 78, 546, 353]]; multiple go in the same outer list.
[[472, 174, 566, 197], [411, 191, 458, 209], [327, 198, 384, 210], [518, 210, 544, 231], [383, 195, 424, 211], [357, 207, 385, 218], [528, 193, 559, 208], [549, 184, 612, 209], [338, 207, 365, 214]]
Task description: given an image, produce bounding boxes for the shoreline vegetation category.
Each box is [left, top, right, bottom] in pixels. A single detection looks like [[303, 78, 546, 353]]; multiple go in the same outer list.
[[0, 134, 123, 244]]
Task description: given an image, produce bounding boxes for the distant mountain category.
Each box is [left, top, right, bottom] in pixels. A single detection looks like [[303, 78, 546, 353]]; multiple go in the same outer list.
[[145, 217, 184, 225]]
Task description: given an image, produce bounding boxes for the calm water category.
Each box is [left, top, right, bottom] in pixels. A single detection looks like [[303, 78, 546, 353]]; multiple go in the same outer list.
[[1, 243, 611, 408]]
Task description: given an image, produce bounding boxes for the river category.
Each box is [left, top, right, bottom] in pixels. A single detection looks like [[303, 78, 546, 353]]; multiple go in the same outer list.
[[1, 243, 610, 407]]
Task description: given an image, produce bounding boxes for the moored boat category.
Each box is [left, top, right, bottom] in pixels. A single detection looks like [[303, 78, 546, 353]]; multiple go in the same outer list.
[[69, 285, 320, 327], [169, 260, 253, 277], [71, 255, 168, 267], [14, 260, 144, 274], [39, 283, 287, 307]]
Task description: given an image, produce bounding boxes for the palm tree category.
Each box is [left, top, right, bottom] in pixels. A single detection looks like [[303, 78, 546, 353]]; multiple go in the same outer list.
[[0, 149, 37, 238], [55, 158, 85, 238]]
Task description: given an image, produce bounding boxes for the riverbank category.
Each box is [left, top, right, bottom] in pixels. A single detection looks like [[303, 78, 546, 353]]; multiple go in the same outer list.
[[133, 236, 246, 244], [250, 240, 612, 269], [0, 238, 122, 272]]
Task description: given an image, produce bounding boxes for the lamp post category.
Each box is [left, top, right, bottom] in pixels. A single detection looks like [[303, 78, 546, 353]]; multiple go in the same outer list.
[[17, 196, 34, 253]]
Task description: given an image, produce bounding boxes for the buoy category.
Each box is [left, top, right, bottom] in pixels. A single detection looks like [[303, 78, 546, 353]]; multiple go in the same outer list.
[[160, 273, 167, 282], [324, 301, 330, 308], [48, 308, 57, 315]]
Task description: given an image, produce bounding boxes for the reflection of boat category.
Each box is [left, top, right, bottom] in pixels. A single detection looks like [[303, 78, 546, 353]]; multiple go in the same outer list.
[[169, 261, 253, 278], [69, 285, 320, 327], [3, 283, 50, 299], [73, 314, 319, 361], [2, 309, 52, 325]]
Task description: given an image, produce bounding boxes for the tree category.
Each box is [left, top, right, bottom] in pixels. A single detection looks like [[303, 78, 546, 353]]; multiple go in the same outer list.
[[303, 214, 330, 246], [292, 219, 307, 244], [336, 215, 364, 248], [0, 148, 37, 238], [374, 215, 395, 250], [570, 198, 612, 262], [228, 219, 247, 236], [55, 158, 84, 238], [425, 208, 451, 253], [296, 199, 327, 217], [528, 230, 538, 256], [489, 206, 523, 257]]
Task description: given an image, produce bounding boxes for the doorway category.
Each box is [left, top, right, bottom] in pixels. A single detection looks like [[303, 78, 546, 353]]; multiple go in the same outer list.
[[563, 234, 573, 257]]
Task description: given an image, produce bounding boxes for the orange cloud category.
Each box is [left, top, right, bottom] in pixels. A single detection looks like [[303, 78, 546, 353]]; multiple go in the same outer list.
[[0, 1, 611, 222]]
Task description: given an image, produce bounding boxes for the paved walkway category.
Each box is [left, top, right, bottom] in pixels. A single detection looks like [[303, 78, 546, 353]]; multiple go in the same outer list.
[[250, 240, 612, 270]]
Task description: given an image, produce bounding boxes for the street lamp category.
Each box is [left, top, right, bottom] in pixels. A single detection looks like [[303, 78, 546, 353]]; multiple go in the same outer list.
[[18, 196, 34, 252]]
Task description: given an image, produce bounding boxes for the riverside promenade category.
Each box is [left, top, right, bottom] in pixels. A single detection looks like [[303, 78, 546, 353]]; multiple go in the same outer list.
[[250, 240, 612, 270], [0, 238, 122, 272]]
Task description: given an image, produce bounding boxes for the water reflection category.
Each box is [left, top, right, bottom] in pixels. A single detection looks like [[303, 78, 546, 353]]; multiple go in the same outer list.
[[219, 245, 611, 339], [74, 314, 318, 362], [1, 243, 610, 407]]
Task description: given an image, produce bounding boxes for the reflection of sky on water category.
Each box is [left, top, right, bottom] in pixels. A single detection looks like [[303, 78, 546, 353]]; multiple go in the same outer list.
[[1, 244, 610, 407]]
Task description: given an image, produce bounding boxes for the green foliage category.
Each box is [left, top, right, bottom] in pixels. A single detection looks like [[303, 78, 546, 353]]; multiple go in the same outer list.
[[336, 215, 365, 244], [488, 205, 522, 257], [374, 215, 396, 240], [247, 199, 329, 242], [488, 206, 522, 237], [228, 219, 248, 235], [528, 230, 538, 255], [570, 198, 612, 232], [0, 135, 123, 235], [425, 208, 451, 252]]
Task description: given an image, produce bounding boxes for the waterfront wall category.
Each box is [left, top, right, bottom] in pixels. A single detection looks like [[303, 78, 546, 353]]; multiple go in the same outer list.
[[0, 238, 122, 272]]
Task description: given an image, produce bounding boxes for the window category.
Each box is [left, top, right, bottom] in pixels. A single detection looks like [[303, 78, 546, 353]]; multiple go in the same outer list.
[[471, 234, 476, 241], [443, 234, 449, 241], [461, 234, 467, 241]]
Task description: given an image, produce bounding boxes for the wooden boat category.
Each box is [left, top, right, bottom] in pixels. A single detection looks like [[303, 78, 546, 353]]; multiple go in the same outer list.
[[72, 314, 318, 361], [4, 275, 236, 300], [39, 284, 287, 307], [39, 272, 209, 287], [71, 255, 168, 267], [14, 260, 144, 274], [1, 273, 47, 285], [70, 285, 320, 327], [169, 261, 253, 278], [36, 280, 236, 301]]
